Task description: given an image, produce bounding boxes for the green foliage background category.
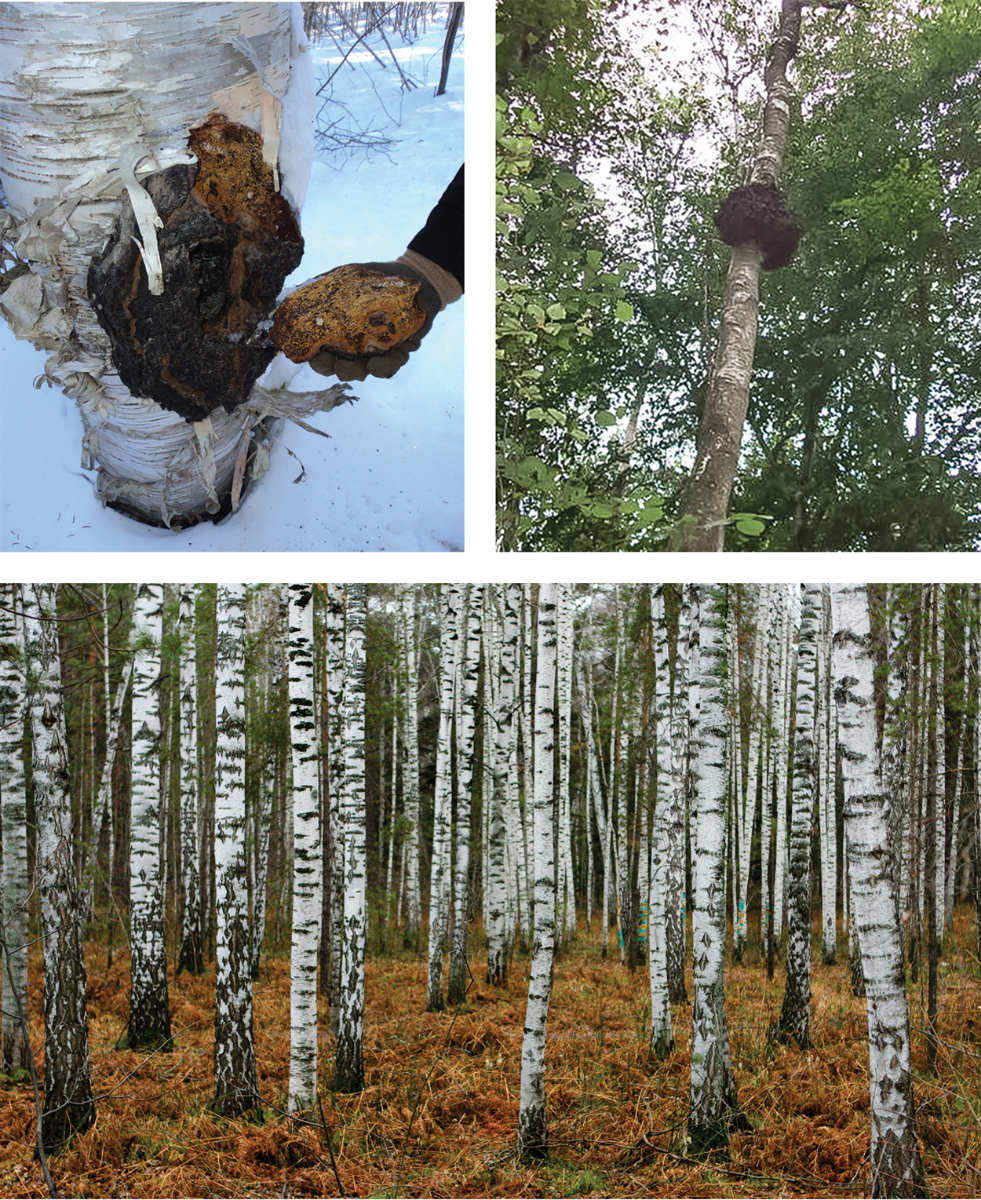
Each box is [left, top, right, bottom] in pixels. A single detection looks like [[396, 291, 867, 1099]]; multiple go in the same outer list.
[[496, 0, 981, 551]]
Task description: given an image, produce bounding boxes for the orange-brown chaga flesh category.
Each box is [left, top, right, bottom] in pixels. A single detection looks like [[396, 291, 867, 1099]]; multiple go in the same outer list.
[[270, 264, 427, 363]]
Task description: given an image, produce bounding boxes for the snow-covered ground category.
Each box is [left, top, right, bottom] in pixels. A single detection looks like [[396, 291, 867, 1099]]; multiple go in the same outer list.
[[0, 9, 464, 553]]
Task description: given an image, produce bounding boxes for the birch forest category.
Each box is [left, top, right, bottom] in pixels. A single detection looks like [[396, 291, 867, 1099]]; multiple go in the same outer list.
[[0, 582, 979, 1200]]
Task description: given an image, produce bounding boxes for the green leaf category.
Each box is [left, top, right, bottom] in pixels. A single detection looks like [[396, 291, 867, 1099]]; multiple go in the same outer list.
[[546, 302, 567, 320], [595, 410, 616, 427], [615, 302, 634, 322], [734, 518, 766, 537]]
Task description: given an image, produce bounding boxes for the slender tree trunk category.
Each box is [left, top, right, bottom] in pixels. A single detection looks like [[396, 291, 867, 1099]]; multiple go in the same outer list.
[[287, 584, 322, 1113], [335, 584, 367, 1094], [516, 583, 558, 1160], [448, 585, 483, 1005], [24, 584, 96, 1152], [427, 585, 460, 1013], [212, 583, 259, 1119], [831, 584, 926, 1199], [127, 584, 172, 1050], [400, 586, 422, 943], [0, 584, 30, 1075], [648, 584, 674, 1058], [671, 0, 802, 549], [667, 586, 691, 1003], [779, 582, 818, 1048], [177, 585, 205, 975], [687, 584, 740, 1157]]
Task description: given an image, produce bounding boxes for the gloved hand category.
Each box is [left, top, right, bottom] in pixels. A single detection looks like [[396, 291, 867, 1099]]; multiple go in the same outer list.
[[308, 250, 461, 382]]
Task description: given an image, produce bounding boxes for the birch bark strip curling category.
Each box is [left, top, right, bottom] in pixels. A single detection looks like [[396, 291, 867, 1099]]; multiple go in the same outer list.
[[0, 3, 348, 529]]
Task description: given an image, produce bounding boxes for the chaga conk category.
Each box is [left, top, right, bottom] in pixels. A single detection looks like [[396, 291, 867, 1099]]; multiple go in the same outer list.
[[713, 183, 802, 271], [88, 116, 303, 423]]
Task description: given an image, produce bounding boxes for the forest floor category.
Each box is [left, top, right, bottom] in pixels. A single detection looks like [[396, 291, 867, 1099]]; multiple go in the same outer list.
[[1, 908, 979, 1199]]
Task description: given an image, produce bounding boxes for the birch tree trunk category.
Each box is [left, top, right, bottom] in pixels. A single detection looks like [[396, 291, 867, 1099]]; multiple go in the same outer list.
[[818, 585, 837, 964], [323, 583, 345, 1027], [427, 584, 460, 1013], [778, 582, 819, 1048], [0, 3, 349, 530], [399, 585, 422, 943], [667, 586, 692, 1003], [831, 583, 926, 1199], [448, 584, 483, 1005], [287, 583, 321, 1113], [24, 583, 96, 1151], [671, 0, 802, 550], [212, 582, 259, 1118], [127, 583, 172, 1049], [516, 582, 558, 1160], [648, 584, 674, 1059], [486, 585, 518, 986], [688, 584, 740, 1157], [0, 584, 30, 1075], [177, 584, 204, 975], [335, 583, 366, 1094]]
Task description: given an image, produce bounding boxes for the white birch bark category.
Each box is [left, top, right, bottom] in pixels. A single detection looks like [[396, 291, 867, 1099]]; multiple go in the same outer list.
[[449, 584, 483, 1005], [0, 584, 30, 1074], [934, 584, 946, 942], [287, 583, 321, 1113], [516, 583, 558, 1159], [427, 584, 459, 1012], [24, 583, 96, 1149], [177, 584, 204, 975], [324, 584, 346, 1035], [0, 4, 353, 529], [485, 586, 513, 985], [736, 584, 769, 958], [831, 583, 926, 1199], [213, 582, 258, 1117], [128, 583, 172, 1048], [648, 584, 674, 1058], [399, 586, 422, 941], [667, 586, 692, 1002], [688, 584, 739, 1156], [336, 583, 366, 1093], [818, 585, 837, 964], [778, 582, 818, 1048], [771, 586, 792, 943], [556, 584, 576, 940]]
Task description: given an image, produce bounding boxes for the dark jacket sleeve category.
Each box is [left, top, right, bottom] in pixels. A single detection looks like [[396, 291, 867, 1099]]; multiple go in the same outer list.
[[407, 164, 464, 291]]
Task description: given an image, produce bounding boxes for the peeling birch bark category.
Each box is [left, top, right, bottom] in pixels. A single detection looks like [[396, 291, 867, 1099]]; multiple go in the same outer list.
[[0, 2, 347, 530]]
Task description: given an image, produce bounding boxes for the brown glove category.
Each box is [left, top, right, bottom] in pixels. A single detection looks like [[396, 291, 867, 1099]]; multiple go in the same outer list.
[[277, 250, 460, 381]]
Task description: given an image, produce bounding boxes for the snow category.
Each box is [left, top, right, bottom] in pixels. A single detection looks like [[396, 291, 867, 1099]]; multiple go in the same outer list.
[[0, 9, 464, 553]]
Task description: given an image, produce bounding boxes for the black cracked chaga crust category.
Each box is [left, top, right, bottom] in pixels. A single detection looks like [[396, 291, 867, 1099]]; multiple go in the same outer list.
[[87, 153, 303, 423], [712, 183, 802, 271]]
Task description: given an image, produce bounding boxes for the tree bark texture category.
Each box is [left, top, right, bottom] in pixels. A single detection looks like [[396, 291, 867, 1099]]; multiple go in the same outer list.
[[831, 584, 926, 1199], [517, 583, 558, 1160], [287, 583, 321, 1113], [24, 583, 96, 1151], [177, 584, 205, 976], [336, 583, 366, 1094], [688, 584, 739, 1157], [779, 582, 818, 1049], [0, 584, 31, 1075], [128, 583, 172, 1049], [212, 583, 259, 1118]]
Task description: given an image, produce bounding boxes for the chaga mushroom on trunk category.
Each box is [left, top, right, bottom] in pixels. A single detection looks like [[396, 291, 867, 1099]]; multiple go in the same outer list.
[[88, 116, 303, 424], [713, 183, 802, 270]]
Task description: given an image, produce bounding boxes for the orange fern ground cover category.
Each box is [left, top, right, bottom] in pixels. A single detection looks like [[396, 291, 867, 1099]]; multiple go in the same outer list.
[[0, 910, 978, 1199]]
